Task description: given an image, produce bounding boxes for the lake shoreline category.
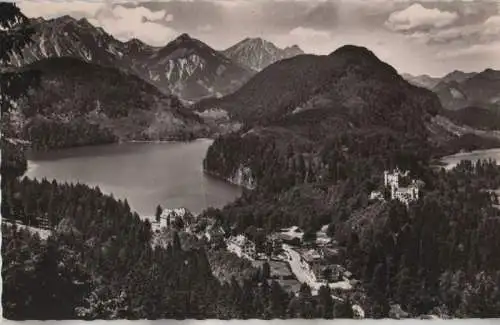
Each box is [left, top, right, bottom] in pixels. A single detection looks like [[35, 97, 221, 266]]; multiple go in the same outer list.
[[24, 141, 241, 216], [441, 147, 500, 170], [126, 137, 213, 144]]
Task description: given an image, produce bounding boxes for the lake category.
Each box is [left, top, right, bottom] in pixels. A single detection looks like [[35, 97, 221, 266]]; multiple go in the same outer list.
[[25, 139, 242, 216], [441, 148, 500, 170]]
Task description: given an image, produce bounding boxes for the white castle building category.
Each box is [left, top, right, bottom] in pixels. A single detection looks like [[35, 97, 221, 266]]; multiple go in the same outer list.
[[370, 168, 420, 207], [384, 169, 420, 206]]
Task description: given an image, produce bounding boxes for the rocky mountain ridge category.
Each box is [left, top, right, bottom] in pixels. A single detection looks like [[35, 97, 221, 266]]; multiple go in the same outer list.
[[5, 16, 253, 101], [222, 37, 304, 71]]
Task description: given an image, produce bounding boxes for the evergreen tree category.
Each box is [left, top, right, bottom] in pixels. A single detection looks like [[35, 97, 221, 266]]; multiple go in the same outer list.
[[155, 205, 162, 223], [262, 261, 271, 279]]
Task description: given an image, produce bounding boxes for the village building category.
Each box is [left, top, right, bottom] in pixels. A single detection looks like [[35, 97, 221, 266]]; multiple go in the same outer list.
[[206, 224, 226, 248], [36, 215, 50, 230], [278, 226, 304, 245], [159, 207, 194, 229], [228, 234, 257, 259]]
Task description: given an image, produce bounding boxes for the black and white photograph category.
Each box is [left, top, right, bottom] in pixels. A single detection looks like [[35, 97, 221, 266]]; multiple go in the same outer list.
[[1, 0, 500, 320]]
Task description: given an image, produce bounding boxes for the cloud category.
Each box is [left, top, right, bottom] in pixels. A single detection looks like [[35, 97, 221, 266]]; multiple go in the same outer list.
[[289, 26, 330, 39], [88, 4, 177, 46], [437, 40, 500, 59], [386, 3, 459, 31], [483, 15, 500, 37], [13, 0, 500, 75], [197, 24, 213, 32], [17, 0, 102, 19]]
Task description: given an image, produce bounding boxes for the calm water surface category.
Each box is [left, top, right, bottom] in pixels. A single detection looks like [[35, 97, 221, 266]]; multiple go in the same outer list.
[[25, 139, 241, 216], [441, 148, 500, 170]]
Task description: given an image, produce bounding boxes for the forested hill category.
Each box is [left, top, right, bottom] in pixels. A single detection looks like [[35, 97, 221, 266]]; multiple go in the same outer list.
[[202, 45, 500, 192], [202, 45, 447, 192], [197, 45, 441, 130], [5, 57, 209, 151]]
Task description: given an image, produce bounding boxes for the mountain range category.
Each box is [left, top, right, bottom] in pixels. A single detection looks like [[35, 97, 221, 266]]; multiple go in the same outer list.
[[5, 13, 500, 145], [6, 16, 307, 101], [403, 69, 500, 130], [433, 69, 500, 111], [222, 38, 304, 71], [403, 70, 477, 90], [7, 16, 251, 101]]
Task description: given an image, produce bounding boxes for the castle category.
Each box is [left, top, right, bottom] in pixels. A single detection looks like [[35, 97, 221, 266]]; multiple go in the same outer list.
[[370, 168, 420, 207], [384, 169, 420, 206]]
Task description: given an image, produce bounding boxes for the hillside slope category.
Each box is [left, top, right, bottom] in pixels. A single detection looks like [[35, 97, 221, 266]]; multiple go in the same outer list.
[[12, 57, 208, 150]]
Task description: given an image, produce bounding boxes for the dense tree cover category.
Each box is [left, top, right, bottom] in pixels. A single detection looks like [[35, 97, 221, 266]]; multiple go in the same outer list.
[[2, 226, 92, 319], [204, 120, 432, 236], [443, 106, 500, 131], [2, 177, 355, 319], [11, 57, 208, 150], [23, 116, 117, 151], [337, 160, 500, 317], [1, 138, 28, 178], [199, 45, 440, 129], [204, 156, 500, 318], [436, 134, 500, 157]]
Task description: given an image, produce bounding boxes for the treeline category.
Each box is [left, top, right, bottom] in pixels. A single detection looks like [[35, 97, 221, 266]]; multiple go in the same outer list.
[[23, 116, 117, 151], [204, 103, 433, 195], [443, 106, 500, 131], [1, 138, 28, 179], [203, 125, 432, 235], [2, 177, 356, 319]]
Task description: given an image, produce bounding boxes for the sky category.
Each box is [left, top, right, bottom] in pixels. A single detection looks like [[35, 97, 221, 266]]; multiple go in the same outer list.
[[13, 0, 500, 76]]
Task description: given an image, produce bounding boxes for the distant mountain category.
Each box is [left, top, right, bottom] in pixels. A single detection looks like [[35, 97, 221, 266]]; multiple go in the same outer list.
[[7, 16, 135, 69], [440, 70, 477, 84], [402, 70, 477, 90], [434, 68, 500, 111], [402, 73, 441, 90], [6, 16, 253, 100], [11, 57, 208, 150], [132, 33, 254, 100], [222, 38, 304, 71]]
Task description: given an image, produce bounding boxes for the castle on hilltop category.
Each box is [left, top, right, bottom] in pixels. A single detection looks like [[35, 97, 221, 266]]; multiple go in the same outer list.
[[370, 168, 420, 207], [384, 169, 420, 206]]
